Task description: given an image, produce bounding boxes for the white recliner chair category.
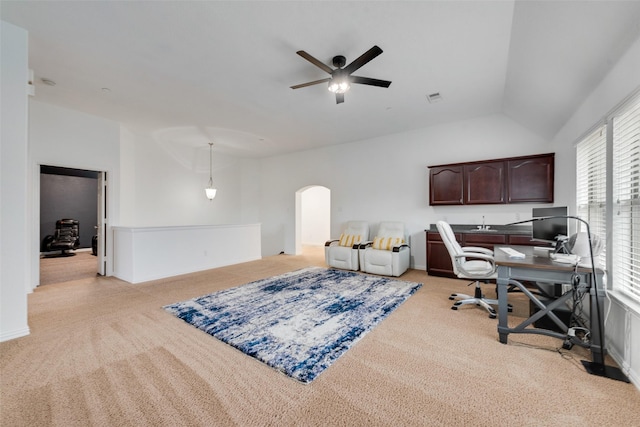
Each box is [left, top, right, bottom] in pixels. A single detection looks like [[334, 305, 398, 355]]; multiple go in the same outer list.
[[359, 221, 410, 277], [324, 221, 369, 271]]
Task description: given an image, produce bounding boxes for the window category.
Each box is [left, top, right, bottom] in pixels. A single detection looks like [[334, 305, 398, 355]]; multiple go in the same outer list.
[[612, 96, 640, 300], [576, 125, 607, 269], [576, 90, 640, 305]]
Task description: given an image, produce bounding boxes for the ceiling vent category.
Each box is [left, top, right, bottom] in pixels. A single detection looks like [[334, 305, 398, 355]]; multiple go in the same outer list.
[[426, 92, 443, 103]]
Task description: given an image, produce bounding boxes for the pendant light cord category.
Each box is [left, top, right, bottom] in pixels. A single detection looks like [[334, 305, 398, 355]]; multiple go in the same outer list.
[[208, 142, 213, 187]]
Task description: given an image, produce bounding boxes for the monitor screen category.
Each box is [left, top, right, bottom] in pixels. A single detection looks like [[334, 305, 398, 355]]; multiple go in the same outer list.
[[531, 206, 568, 243]]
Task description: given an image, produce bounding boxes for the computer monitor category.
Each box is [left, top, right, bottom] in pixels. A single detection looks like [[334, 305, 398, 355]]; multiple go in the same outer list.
[[531, 206, 568, 252]]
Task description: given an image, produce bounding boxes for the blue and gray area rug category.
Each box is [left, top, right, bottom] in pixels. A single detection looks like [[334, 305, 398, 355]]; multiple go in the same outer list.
[[163, 266, 422, 383]]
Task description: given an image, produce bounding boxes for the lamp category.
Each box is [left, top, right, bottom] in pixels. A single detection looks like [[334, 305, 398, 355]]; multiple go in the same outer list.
[[507, 215, 629, 382], [205, 142, 217, 200], [328, 70, 350, 94]]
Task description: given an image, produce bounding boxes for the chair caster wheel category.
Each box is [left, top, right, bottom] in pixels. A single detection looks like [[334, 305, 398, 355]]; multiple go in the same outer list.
[[451, 306, 458, 310], [448, 296, 455, 300], [508, 307, 513, 312], [489, 313, 497, 319]]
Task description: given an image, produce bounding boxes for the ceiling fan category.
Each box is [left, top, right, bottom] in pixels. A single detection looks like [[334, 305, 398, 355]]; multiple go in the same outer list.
[[290, 45, 392, 104]]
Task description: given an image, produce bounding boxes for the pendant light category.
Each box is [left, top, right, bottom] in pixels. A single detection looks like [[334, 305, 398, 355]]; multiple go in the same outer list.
[[205, 142, 217, 200]]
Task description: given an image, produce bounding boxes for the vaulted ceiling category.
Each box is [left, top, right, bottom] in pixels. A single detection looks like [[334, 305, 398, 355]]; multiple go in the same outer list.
[[2, 1, 640, 158]]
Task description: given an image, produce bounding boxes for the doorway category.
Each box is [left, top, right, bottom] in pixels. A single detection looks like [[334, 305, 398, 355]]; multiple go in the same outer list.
[[295, 185, 330, 255], [38, 165, 105, 286]]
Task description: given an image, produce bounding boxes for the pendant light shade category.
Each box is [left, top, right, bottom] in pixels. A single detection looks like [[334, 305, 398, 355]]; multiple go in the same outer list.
[[205, 142, 217, 200]]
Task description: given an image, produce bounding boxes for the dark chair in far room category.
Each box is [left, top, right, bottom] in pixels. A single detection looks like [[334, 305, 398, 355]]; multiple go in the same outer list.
[[42, 219, 80, 256], [436, 220, 510, 318]]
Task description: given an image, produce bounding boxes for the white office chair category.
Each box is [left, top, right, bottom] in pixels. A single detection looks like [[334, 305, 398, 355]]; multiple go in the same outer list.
[[325, 221, 369, 271], [359, 221, 410, 277], [436, 220, 505, 318]]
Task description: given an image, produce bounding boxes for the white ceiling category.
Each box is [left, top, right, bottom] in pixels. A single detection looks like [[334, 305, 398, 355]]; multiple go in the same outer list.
[[2, 1, 640, 158]]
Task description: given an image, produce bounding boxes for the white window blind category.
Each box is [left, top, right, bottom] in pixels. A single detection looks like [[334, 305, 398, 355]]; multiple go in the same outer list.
[[576, 125, 607, 268], [612, 95, 640, 300]]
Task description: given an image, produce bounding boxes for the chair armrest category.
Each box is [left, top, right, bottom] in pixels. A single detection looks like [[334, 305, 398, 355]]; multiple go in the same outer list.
[[461, 246, 494, 256], [456, 252, 493, 262], [454, 253, 496, 277], [325, 239, 339, 247], [392, 243, 410, 253], [359, 241, 373, 249]]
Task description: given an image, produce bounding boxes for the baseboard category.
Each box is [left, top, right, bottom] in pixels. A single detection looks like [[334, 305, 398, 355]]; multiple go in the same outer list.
[[413, 263, 426, 271], [607, 345, 639, 391], [0, 326, 30, 343]]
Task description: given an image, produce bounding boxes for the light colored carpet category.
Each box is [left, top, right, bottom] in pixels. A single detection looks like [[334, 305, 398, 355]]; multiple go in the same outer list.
[[2, 246, 638, 426], [39, 250, 98, 286]]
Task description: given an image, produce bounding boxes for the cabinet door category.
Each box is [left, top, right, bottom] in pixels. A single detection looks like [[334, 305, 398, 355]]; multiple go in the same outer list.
[[464, 161, 505, 204], [507, 155, 554, 203], [429, 166, 463, 205], [426, 232, 458, 278]]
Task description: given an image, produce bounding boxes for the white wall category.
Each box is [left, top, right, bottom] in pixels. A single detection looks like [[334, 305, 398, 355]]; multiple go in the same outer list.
[[257, 113, 555, 268], [120, 131, 244, 227], [28, 101, 121, 283], [552, 34, 640, 387], [112, 224, 261, 283], [0, 21, 30, 342]]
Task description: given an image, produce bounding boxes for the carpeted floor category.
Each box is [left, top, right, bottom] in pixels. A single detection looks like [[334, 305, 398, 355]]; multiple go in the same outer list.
[[39, 250, 98, 286], [2, 246, 638, 426]]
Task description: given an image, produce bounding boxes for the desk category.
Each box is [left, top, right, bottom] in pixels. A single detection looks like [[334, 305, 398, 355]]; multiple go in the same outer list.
[[495, 245, 605, 365]]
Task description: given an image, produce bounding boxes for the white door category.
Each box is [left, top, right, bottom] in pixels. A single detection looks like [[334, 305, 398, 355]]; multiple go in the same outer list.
[[97, 171, 107, 276]]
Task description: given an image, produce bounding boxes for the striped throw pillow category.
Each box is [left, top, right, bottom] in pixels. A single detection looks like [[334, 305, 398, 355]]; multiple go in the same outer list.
[[372, 236, 404, 251], [338, 234, 362, 247]]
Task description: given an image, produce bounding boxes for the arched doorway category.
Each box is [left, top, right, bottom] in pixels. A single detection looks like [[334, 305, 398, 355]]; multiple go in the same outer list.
[[295, 186, 330, 255]]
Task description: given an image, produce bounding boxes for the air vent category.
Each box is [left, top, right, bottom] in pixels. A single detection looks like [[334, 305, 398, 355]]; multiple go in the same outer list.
[[426, 92, 443, 103]]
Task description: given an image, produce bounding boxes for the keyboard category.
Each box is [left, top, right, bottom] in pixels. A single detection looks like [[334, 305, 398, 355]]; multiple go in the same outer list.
[[550, 253, 580, 264], [498, 247, 525, 259]]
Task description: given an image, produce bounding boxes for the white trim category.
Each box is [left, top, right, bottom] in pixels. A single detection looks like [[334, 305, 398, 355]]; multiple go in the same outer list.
[[608, 290, 640, 317], [0, 327, 30, 343]]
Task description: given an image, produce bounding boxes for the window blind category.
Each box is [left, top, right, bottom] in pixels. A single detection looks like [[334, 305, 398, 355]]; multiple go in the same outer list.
[[576, 125, 607, 268], [612, 95, 640, 300]]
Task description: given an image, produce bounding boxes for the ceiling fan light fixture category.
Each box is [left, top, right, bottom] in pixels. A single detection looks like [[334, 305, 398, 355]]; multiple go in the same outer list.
[[292, 46, 390, 103], [328, 78, 350, 94]]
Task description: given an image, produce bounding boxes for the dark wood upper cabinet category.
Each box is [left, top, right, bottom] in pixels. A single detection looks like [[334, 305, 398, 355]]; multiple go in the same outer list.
[[464, 161, 505, 204], [506, 155, 554, 203], [429, 165, 464, 205], [428, 153, 554, 205]]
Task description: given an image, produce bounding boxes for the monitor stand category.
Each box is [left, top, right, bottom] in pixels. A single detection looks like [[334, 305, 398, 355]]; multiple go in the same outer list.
[[553, 237, 570, 254]]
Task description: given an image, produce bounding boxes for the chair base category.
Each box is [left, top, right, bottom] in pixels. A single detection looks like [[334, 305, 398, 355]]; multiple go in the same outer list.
[[449, 281, 512, 319]]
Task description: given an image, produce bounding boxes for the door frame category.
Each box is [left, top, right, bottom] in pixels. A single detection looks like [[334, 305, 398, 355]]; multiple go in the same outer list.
[[32, 162, 110, 290], [97, 171, 107, 276], [294, 185, 330, 255]]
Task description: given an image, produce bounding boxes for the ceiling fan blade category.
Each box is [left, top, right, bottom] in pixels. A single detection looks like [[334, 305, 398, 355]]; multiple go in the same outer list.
[[290, 78, 331, 89], [343, 45, 383, 75], [296, 51, 333, 74], [351, 76, 392, 88], [336, 93, 344, 104]]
